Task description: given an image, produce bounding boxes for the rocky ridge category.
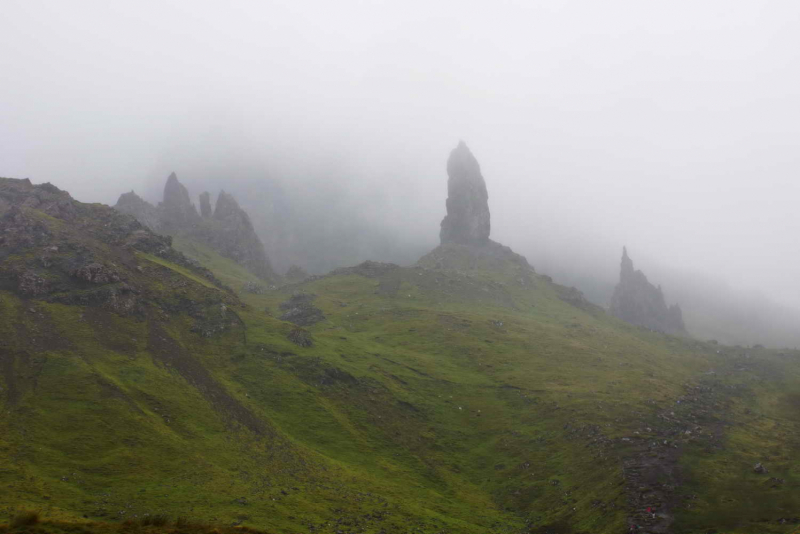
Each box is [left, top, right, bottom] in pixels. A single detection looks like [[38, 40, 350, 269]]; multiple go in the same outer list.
[[114, 174, 276, 281], [0, 176, 234, 319]]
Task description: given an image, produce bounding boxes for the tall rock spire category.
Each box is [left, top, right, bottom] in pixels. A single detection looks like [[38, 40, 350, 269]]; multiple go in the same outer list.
[[439, 141, 490, 245], [161, 172, 199, 231]]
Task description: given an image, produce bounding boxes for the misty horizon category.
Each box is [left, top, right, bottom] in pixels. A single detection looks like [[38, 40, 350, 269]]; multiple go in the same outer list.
[[3, 1, 800, 319]]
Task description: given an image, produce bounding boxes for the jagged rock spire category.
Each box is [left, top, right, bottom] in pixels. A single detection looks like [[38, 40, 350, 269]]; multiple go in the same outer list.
[[610, 247, 686, 335], [161, 173, 198, 230], [440, 141, 490, 245], [621, 245, 634, 281]]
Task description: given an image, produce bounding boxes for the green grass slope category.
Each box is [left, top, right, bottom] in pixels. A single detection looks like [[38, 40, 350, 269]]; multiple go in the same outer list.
[[2, 179, 800, 534]]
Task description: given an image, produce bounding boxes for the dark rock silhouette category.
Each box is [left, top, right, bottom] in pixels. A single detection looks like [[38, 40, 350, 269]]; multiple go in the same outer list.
[[440, 141, 490, 245], [419, 143, 535, 289], [199, 191, 212, 218], [161, 172, 199, 231], [205, 191, 274, 280], [610, 247, 686, 335], [114, 174, 275, 281]]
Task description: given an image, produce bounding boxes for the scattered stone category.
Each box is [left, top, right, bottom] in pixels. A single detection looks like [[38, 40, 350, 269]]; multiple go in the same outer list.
[[287, 327, 313, 347], [754, 462, 768, 474], [279, 292, 325, 326], [241, 281, 266, 294], [17, 270, 49, 296], [72, 263, 120, 284]]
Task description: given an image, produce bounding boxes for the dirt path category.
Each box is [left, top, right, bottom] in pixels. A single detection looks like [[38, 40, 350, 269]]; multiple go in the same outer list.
[[622, 377, 729, 533]]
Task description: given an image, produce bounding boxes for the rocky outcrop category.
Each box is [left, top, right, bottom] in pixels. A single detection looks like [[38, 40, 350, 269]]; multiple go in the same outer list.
[[440, 141, 490, 245], [279, 292, 324, 326], [115, 191, 162, 232], [161, 172, 199, 232], [114, 174, 276, 282], [610, 247, 686, 335], [207, 191, 274, 280], [0, 176, 228, 316]]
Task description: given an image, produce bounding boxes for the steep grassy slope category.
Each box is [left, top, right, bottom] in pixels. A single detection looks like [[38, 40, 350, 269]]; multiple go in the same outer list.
[[2, 179, 800, 533]]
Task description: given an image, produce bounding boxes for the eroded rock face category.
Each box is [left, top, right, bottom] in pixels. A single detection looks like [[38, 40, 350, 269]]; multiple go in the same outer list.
[[115, 175, 276, 282], [440, 141, 490, 245], [208, 191, 275, 280], [161, 172, 199, 231], [610, 247, 687, 335], [0, 176, 225, 317], [72, 263, 120, 284], [115, 191, 162, 232]]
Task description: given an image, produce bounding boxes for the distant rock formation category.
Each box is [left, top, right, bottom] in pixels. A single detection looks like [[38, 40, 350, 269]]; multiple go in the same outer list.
[[115, 191, 162, 232], [440, 141, 490, 245], [418, 143, 534, 289], [161, 172, 199, 232], [206, 191, 274, 280], [610, 247, 686, 335], [114, 174, 275, 281]]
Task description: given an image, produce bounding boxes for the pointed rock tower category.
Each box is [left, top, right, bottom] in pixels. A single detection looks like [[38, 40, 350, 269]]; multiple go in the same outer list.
[[161, 172, 199, 232], [418, 142, 533, 277], [610, 247, 686, 335], [440, 141, 490, 245]]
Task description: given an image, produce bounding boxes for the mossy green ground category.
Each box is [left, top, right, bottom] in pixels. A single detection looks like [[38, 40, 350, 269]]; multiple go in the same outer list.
[[2, 239, 800, 534]]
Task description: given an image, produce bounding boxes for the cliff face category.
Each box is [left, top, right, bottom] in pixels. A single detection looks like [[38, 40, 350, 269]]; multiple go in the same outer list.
[[610, 247, 686, 335], [440, 141, 491, 245], [206, 191, 274, 280], [114, 174, 275, 281]]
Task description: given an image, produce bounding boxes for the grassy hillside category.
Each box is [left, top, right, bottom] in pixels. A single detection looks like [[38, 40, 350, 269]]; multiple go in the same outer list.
[[2, 179, 800, 533]]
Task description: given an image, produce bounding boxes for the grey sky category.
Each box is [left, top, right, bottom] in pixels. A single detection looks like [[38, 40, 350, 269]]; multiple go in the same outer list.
[[2, 0, 800, 308]]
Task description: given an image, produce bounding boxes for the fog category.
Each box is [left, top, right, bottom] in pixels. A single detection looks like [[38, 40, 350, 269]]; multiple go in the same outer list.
[[3, 1, 800, 344]]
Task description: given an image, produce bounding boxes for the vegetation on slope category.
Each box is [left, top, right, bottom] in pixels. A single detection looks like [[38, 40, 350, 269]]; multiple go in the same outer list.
[[2, 179, 800, 533]]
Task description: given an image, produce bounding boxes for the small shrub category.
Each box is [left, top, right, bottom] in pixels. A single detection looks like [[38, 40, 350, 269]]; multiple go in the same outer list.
[[11, 511, 40, 528]]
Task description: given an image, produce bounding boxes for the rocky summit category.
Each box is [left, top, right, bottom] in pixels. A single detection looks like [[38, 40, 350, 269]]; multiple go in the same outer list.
[[161, 172, 200, 232], [610, 247, 686, 335], [205, 191, 274, 280], [114, 174, 276, 281], [439, 141, 491, 245]]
